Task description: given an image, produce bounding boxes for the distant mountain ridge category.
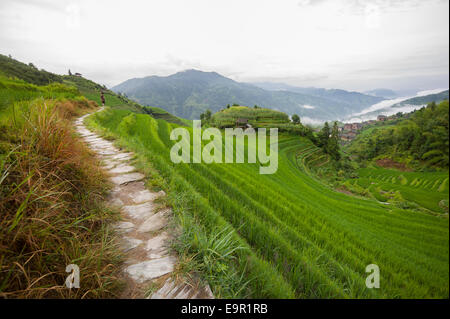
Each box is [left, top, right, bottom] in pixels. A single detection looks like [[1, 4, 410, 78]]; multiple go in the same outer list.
[[392, 90, 449, 107], [344, 89, 449, 122], [364, 88, 399, 99], [112, 70, 385, 121]]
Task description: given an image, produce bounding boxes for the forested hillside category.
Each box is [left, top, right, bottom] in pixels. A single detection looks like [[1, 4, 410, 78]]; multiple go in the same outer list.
[[346, 100, 449, 168]]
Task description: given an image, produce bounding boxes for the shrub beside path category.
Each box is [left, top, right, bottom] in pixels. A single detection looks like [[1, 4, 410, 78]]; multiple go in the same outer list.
[[75, 109, 214, 299]]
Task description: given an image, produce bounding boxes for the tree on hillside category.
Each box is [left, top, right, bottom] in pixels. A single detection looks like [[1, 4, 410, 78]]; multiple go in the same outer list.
[[68, 69, 72, 76], [328, 122, 341, 161], [200, 109, 212, 122], [254, 105, 258, 109], [292, 114, 300, 124], [205, 109, 211, 120], [227, 104, 230, 109], [318, 122, 330, 148], [429, 101, 436, 111]]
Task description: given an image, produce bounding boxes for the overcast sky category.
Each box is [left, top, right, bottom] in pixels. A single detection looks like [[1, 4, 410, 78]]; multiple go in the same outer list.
[[0, 0, 448, 92]]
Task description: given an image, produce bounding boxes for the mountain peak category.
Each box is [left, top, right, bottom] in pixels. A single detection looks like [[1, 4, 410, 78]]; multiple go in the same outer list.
[[112, 71, 385, 121], [166, 69, 233, 86], [171, 69, 224, 79]]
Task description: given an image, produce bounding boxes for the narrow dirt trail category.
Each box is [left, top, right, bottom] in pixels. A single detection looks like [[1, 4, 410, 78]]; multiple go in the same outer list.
[[75, 109, 213, 299]]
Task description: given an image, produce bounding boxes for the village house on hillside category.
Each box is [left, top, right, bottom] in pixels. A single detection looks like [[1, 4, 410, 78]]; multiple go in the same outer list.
[[74, 72, 82, 77], [344, 123, 353, 131], [377, 114, 387, 121], [340, 121, 364, 142], [341, 131, 357, 141], [235, 118, 249, 128]]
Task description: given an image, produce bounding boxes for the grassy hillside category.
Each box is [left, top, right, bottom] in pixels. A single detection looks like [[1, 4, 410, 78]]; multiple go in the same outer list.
[[0, 76, 79, 111], [0, 54, 61, 85], [211, 105, 290, 127], [142, 105, 191, 126], [342, 167, 448, 214], [86, 107, 449, 298], [0, 54, 189, 126], [209, 106, 316, 139], [0, 76, 122, 298]]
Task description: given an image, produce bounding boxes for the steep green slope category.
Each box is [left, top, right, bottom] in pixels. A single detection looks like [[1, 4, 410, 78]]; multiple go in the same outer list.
[[0, 54, 61, 85], [0, 55, 188, 126], [0, 76, 80, 111], [87, 107, 449, 298]]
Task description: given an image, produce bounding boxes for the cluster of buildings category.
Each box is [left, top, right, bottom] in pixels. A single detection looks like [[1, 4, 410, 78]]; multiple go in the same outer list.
[[339, 115, 388, 142]]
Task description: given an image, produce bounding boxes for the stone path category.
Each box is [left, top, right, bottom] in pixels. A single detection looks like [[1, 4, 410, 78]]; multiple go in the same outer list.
[[75, 109, 213, 299]]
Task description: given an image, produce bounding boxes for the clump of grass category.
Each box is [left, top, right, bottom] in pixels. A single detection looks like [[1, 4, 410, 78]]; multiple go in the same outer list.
[[173, 212, 251, 298], [0, 99, 122, 298]]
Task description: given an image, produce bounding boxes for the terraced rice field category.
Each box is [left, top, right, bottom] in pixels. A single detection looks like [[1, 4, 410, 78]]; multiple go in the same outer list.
[[87, 108, 449, 299], [344, 168, 449, 213], [294, 140, 331, 177]]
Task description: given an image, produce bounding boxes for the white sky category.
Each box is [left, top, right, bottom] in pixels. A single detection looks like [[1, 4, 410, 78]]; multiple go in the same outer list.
[[0, 0, 448, 91]]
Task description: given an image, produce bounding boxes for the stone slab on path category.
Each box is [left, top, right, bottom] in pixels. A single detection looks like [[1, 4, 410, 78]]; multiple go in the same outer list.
[[150, 278, 215, 299], [122, 202, 155, 220], [101, 159, 123, 169], [121, 237, 143, 252], [114, 221, 135, 233], [145, 232, 170, 259], [130, 189, 163, 204], [96, 149, 117, 156], [107, 153, 134, 161], [125, 256, 176, 284], [110, 172, 145, 185], [138, 210, 170, 233], [108, 164, 136, 175], [90, 144, 117, 151]]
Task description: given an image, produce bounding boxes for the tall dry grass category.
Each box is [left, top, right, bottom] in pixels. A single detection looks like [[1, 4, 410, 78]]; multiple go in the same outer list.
[[0, 99, 123, 298]]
